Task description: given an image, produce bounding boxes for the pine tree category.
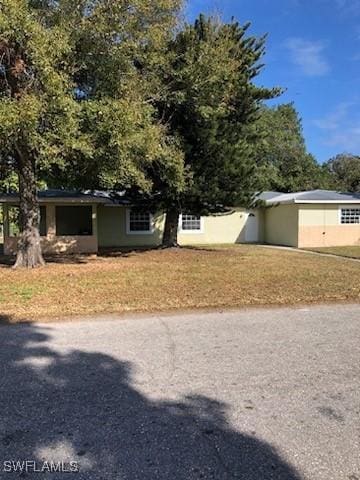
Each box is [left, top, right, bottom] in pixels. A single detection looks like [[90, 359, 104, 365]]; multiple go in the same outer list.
[[157, 15, 281, 246], [253, 104, 327, 192]]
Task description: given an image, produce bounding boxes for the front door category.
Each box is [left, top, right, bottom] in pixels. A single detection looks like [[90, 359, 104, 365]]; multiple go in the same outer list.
[[245, 212, 259, 243]]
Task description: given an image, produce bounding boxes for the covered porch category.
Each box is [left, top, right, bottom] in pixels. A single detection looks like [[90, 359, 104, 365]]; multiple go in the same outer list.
[[0, 191, 111, 256]]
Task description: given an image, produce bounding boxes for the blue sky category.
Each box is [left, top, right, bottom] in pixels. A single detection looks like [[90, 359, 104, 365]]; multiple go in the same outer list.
[[186, 0, 360, 163]]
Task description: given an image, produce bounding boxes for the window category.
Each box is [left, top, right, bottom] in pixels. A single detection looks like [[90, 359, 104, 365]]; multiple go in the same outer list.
[[181, 214, 203, 232], [126, 210, 153, 234], [8, 205, 47, 237], [340, 208, 360, 224], [39, 206, 47, 236], [56, 206, 93, 236]]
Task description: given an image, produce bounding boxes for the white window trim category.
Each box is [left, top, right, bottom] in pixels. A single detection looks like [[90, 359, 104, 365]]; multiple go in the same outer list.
[[338, 205, 360, 225], [179, 214, 204, 234], [126, 209, 154, 235]]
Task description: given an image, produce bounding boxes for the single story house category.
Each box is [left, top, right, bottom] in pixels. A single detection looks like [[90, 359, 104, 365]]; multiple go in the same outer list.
[[0, 189, 359, 255]]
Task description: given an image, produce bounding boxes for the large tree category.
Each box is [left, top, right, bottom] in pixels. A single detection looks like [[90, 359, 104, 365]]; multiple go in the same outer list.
[[155, 15, 281, 246], [323, 153, 360, 193], [0, 0, 183, 267], [253, 104, 327, 193]]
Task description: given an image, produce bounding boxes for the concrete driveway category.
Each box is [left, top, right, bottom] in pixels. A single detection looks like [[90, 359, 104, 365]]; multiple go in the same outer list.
[[0, 305, 359, 479]]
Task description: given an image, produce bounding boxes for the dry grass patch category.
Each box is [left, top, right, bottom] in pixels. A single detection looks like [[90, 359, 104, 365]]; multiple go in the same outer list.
[[305, 246, 360, 260], [0, 245, 359, 323]]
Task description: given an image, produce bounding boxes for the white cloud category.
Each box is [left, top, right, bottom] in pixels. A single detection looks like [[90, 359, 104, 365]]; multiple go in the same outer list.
[[313, 102, 354, 130], [314, 101, 360, 152], [285, 38, 330, 76], [351, 52, 360, 61], [333, 0, 360, 15], [355, 26, 360, 41], [324, 127, 360, 151]]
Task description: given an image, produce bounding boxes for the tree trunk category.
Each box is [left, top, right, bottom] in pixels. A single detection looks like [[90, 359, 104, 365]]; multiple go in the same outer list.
[[13, 149, 45, 269], [162, 207, 180, 247]]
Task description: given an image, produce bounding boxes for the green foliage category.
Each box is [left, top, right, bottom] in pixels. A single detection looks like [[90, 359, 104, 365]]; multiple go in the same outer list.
[[0, 0, 84, 165], [323, 154, 360, 193], [0, 162, 18, 193], [253, 104, 328, 193], [0, 0, 184, 194], [156, 14, 282, 212]]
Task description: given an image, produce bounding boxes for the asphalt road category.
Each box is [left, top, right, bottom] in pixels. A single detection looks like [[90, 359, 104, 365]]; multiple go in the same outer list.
[[0, 305, 359, 479]]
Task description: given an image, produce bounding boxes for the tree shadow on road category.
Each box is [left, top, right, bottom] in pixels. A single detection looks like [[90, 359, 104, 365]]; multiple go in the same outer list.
[[0, 320, 304, 479]]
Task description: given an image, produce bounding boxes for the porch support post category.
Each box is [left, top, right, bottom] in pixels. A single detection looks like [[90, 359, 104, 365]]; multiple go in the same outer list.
[[47, 204, 56, 238], [3, 204, 9, 238], [92, 204, 98, 253]]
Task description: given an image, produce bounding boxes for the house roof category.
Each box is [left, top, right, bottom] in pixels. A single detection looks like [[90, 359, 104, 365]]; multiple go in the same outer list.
[[1, 188, 359, 206], [256, 191, 282, 201], [259, 189, 360, 205], [0, 189, 132, 205]]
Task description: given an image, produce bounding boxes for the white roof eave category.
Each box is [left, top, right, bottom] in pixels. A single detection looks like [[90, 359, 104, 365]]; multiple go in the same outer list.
[[266, 199, 360, 205], [294, 199, 360, 204]]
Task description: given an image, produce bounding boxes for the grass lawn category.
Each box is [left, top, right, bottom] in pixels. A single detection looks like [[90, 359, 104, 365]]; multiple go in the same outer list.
[[0, 245, 359, 323], [305, 246, 360, 260]]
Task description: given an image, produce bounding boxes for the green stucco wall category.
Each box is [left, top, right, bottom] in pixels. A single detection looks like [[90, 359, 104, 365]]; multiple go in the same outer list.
[[97, 206, 165, 247], [97, 206, 263, 247]]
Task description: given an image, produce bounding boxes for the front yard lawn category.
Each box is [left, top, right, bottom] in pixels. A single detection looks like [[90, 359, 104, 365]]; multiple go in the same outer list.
[[305, 246, 360, 259], [0, 245, 359, 323]]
